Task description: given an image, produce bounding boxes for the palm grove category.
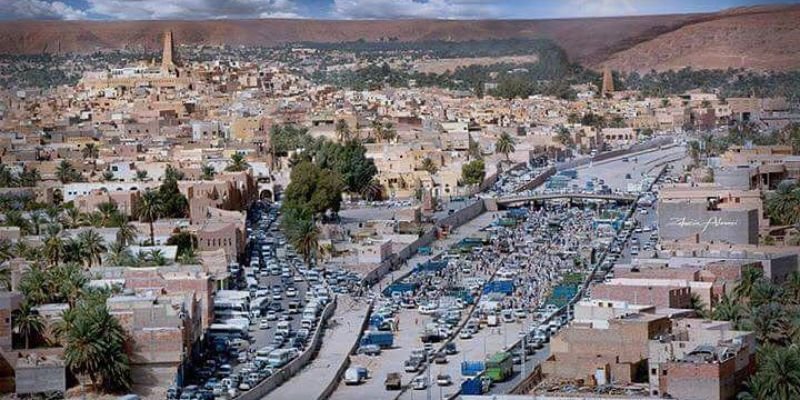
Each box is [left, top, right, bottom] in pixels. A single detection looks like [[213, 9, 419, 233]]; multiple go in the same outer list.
[[0, 160, 235, 393]]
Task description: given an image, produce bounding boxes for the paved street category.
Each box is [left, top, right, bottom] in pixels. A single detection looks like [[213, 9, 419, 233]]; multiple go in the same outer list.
[[268, 295, 369, 400]]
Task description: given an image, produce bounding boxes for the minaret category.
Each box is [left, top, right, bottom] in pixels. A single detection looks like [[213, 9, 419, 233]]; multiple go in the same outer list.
[[162, 30, 175, 70], [601, 66, 614, 97]]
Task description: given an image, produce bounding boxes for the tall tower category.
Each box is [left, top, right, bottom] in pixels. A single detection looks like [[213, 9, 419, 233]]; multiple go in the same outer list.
[[601, 66, 614, 97], [162, 30, 175, 70]]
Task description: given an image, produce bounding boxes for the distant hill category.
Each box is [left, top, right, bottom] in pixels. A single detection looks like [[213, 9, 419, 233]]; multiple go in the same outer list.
[[1, 4, 798, 72], [599, 5, 800, 72]]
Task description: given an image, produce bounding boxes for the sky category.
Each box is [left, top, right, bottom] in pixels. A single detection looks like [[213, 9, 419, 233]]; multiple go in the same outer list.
[[1, 0, 798, 21]]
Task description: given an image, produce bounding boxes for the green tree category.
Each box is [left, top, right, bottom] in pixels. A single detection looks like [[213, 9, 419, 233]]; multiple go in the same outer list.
[[136, 190, 163, 246], [200, 164, 216, 180], [4, 209, 32, 235], [166, 231, 197, 260], [495, 132, 516, 161], [420, 158, 438, 175], [461, 159, 486, 186], [335, 118, 351, 142], [63, 300, 131, 392], [13, 301, 44, 349], [163, 164, 185, 182], [225, 152, 250, 172], [283, 161, 344, 217], [19, 264, 50, 305], [555, 126, 574, 147], [115, 221, 138, 247], [56, 160, 82, 184], [741, 345, 800, 400], [96, 202, 118, 227], [765, 182, 800, 226], [81, 143, 99, 163], [105, 241, 135, 267], [135, 170, 148, 182], [77, 229, 106, 269]]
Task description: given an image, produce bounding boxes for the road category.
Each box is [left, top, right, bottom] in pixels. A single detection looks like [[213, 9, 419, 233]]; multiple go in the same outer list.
[[572, 145, 686, 192]]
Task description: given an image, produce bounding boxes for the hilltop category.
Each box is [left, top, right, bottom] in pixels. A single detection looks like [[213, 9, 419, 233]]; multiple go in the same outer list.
[[1, 4, 798, 72]]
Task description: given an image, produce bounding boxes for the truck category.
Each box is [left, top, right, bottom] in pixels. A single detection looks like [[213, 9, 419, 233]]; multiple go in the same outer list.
[[360, 330, 394, 349], [384, 372, 401, 390], [485, 352, 513, 382], [461, 377, 483, 395], [344, 366, 368, 385], [487, 314, 499, 327], [460, 360, 485, 376]]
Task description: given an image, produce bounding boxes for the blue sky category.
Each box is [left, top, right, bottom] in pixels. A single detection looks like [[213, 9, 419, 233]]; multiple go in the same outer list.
[[2, 0, 798, 21]]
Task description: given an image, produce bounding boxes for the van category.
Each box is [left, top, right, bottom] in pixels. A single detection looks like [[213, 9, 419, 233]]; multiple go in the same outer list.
[[276, 321, 291, 336], [267, 349, 293, 368]]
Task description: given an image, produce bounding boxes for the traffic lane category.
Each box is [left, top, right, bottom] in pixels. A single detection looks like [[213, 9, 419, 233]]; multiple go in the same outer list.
[[397, 319, 526, 400], [574, 147, 685, 191], [249, 273, 310, 351], [330, 309, 436, 400], [487, 344, 551, 395]]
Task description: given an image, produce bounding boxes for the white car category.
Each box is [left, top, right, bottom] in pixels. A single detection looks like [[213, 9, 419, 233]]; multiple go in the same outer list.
[[266, 311, 278, 321], [272, 293, 283, 301], [286, 288, 298, 297], [259, 319, 270, 330]]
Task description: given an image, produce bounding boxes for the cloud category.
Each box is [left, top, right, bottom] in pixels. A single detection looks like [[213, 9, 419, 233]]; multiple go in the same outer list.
[[1, 0, 88, 20], [557, 0, 642, 18], [332, 0, 504, 19], [86, 0, 302, 20]]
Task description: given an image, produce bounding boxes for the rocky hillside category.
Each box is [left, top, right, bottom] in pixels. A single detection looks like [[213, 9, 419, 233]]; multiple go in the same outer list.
[[599, 5, 800, 72]]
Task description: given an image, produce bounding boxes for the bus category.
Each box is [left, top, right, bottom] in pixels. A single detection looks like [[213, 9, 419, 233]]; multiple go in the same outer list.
[[208, 323, 248, 340], [484, 352, 513, 382], [214, 301, 250, 321]]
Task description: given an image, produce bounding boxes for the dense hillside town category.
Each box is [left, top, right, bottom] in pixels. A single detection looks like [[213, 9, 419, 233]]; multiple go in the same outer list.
[[1, 27, 800, 400]]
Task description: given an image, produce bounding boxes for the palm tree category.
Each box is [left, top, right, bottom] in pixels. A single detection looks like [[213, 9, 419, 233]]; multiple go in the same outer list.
[[292, 219, 319, 266], [381, 122, 396, 143], [367, 119, 383, 142], [750, 280, 783, 309], [63, 302, 132, 392], [735, 267, 766, 303], [51, 263, 87, 306], [29, 210, 45, 236], [13, 301, 44, 349], [96, 202, 118, 227], [63, 207, 84, 229], [105, 241, 134, 267], [19, 264, 50, 305], [745, 345, 800, 400], [200, 164, 216, 180], [0, 239, 14, 263], [765, 181, 800, 226], [136, 190, 163, 246], [77, 229, 106, 269], [360, 180, 383, 202], [0, 268, 11, 291], [56, 160, 79, 184], [225, 153, 250, 172], [689, 293, 708, 318], [785, 271, 800, 305], [115, 222, 138, 247], [178, 246, 199, 265], [135, 170, 148, 182], [4, 209, 32, 235], [335, 119, 351, 142], [148, 249, 169, 266], [747, 303, 789, 345], [81, 143, 99, 164], [43, 230, 65, 267], [86, 212, 103, 228], [712, 293, 744, 327], [495, 132, 516, 161], [420, 158, 438, 174]]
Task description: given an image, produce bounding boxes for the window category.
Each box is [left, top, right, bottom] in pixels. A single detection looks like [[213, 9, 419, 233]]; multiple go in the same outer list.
[[651, 368, 657, 375]]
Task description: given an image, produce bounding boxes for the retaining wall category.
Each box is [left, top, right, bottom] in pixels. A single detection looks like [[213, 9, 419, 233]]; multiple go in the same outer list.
[[237, 297, 337, 400]]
